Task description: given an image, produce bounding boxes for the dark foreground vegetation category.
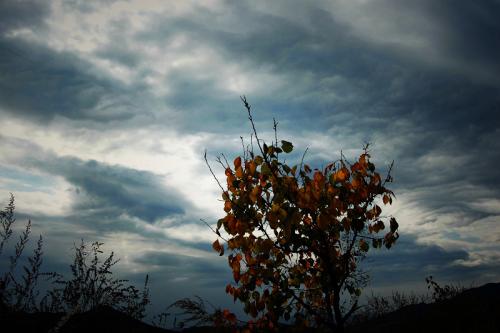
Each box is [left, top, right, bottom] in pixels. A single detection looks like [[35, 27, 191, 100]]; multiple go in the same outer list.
[[1, 282, 499, 333], [346, 282, 500, 333]]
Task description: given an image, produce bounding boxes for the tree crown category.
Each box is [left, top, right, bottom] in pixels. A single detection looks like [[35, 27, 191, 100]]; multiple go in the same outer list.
[[208, 97, 398, 330]]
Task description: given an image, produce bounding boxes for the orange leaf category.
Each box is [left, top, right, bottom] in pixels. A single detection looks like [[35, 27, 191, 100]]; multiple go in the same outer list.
[[383, 194, 391, 205], [248, 161, 257, 175], [313, 171, 325, 188], [359, 154, 368, 168], [235, 166, 244, 178], [250, 186, 261, 203], [372, 172, 382, 186], [224, 201, 232, 212], [234, 156, 242, 169], [212, 239, 224, 256], [223, 309, 237, 323], [334, 168, 349, 182], [351, 176, 362, 189]]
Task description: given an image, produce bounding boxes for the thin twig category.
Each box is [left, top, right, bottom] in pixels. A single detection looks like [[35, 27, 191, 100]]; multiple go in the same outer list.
[[200, 219, 228, 242], [240, 96, 266, 159], [273, 118, 279, 155], [240, 136, 246, 160], [383, 160, 394, 186], [204, 150, 225, 192]]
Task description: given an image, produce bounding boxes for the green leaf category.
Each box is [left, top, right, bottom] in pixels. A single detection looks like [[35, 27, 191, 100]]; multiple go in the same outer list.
[[281, 140, 293, 153], [261, 163, 271, 175], [217, 218, 224, 231]]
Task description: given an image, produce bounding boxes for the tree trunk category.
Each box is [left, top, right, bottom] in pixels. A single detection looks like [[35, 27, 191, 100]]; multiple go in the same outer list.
[[333, 287, 344, 333]]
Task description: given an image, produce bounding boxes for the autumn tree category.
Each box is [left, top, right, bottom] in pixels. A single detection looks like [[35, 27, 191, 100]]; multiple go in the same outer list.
[[207, 97, 399, 332]]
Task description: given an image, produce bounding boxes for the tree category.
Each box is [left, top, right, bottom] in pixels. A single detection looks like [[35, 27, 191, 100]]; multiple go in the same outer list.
[[207, 97, 399, 332]]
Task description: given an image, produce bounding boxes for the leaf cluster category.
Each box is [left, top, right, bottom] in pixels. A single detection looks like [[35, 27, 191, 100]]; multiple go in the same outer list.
[[207, 98, 399, 331]]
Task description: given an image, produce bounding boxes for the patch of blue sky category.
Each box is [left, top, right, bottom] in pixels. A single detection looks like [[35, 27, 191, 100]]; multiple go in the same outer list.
[[443, 230, 481, 243], [0, 165, 57, 193]]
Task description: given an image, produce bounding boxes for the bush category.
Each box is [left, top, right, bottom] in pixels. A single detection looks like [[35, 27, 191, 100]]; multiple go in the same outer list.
[[41, 240, 150, 320], [0, 194, 53, 312], [0, 194, 150, 322]]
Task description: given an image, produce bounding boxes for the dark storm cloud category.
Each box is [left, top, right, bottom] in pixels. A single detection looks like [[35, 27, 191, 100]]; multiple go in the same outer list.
[[139, 0, 500, 226], [60, 0, 121, 13], [135, 250, 228, 288], [0, 136, 186, 225], [415, 0, 500, 76], [134, 3, 366, 127], [130, 0, 500, 137], [361, 234, 500, 291], [78, 0, 500, 236], [363, 235, 469, 285], [0, 37, 142, 124], [0, 0, 49, 35], [0, 0, 157, 126], [34, 156, 185, 223]]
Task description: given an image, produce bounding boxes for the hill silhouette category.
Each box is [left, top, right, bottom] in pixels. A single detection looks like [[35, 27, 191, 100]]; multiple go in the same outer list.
[[346, 282, 500, 333], [0, 304, 173, 333], [1, 282, 499, 332]]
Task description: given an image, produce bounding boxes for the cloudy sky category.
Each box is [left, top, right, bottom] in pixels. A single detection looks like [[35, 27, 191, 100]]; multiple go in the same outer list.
[[1, 0, 500, 318]]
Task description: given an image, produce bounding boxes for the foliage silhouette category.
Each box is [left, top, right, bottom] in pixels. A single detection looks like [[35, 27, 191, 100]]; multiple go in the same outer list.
[[350, 290, 428, 324], [206, 97, 399, 332], [0, 194, 150, 331], [425, 276, 466, 303], [0, 193, 55, 312], [166, 295, 236, 329], [350, 277, 470, 324], [41, 240, 150, 321], [346, 280, 499, 333]]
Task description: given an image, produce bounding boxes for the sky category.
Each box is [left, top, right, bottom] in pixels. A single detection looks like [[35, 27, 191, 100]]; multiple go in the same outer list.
[[1, 0, 500, 319]]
